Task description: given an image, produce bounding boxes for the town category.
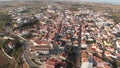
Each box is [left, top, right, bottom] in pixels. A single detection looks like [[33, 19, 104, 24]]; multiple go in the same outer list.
[[0, 1, 120, 68]]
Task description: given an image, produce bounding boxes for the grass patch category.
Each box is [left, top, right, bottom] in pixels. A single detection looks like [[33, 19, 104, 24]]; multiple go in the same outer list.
[[109, 12, 120, 24]]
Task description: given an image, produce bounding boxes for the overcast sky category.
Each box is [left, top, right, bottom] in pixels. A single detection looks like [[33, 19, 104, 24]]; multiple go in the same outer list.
[[0, 0, 119, 2], [82, 0, 120, 3], [0, 0, 120, 4]]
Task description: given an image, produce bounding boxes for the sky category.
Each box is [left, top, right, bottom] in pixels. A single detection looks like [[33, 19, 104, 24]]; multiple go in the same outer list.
[[82, 0, 120, 3], [0, 0, 120, 5]]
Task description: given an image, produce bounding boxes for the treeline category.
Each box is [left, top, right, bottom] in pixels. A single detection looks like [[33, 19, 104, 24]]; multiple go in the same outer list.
[[0, 13, 11, 31], [13, 19, 39, 31]]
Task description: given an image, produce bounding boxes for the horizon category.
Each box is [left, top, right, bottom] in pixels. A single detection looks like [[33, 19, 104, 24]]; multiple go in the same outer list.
[[0, 0, 120, 5]]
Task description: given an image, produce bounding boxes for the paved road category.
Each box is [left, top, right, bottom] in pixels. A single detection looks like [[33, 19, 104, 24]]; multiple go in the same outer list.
[[17, 35, 39, 68], [4, 26, 39, 68], [23, 41, 39, 68]]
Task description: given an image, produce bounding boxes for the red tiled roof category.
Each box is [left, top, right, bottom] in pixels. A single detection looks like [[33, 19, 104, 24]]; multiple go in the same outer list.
[[60, 52, 67, 58], [35, 41, 48, 45], [8, 42, 14, 46]]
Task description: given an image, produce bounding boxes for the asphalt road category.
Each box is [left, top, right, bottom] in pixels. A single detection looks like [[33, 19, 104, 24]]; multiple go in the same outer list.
[[4, 26, 39, 68], [18, 36, 39, 68], [23, 41, 38, 68]]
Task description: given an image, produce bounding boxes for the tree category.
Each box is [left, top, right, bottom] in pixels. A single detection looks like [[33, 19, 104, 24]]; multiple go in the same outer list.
[[0, 13, 11, 31]]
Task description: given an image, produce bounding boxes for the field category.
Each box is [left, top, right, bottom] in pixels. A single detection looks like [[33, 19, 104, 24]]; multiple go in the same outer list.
[[0, 51, 13, 68], [0, 38, 14, 68]]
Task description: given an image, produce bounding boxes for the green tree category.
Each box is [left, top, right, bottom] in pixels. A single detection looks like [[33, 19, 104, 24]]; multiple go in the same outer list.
[[0, 13, 11, 31]]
